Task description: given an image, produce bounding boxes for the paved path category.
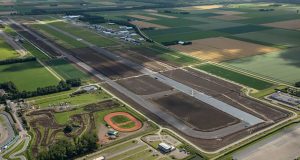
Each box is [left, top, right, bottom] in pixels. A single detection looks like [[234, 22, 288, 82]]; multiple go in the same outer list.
[[0, 30, 27, 56], [9, 136, 31, 160], [233, 123, 300, 160], [9, 18, 262, 139]]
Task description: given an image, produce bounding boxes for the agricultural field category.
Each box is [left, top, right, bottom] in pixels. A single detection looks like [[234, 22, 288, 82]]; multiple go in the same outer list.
[[225, 48, 300, 84], [45, 58, 91, 80], [0, 60, 59, 91], [0, 36, 19, 60], [170, 37, 278, 62], [195, 63, 274, 90], [29, 23, 87, 49]]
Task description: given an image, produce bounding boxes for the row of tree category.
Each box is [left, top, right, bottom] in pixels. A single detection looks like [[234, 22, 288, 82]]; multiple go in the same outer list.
[[0, 56, 36, 65], [0, 79, 81, 103], [37, 133, 98, 160]]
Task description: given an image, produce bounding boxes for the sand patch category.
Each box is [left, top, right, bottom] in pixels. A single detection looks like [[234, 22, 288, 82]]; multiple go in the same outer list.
[[211, 15, 248, 20], [128, 14, 157, 21], [178, 5, 223, 11], [144, 9, 158, 13], [130, 20, 169, 29], [148, 13, 177, 19], [262, 19, 300, 30], [0, 11, 17, 15], [170, 37, 279, 62]]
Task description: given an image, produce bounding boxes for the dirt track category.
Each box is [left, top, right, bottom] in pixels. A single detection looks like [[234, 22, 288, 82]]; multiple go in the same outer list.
[[104, 112, 142, 132]]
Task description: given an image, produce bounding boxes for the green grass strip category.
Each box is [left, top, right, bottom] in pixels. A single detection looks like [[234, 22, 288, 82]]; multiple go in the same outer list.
[[196, 64, 273, 90]]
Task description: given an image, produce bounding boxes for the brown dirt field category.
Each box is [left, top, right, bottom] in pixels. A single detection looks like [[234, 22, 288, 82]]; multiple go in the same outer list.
[[161, 68, 290, 122], [69, 47, 141, 80], [152, 92, 240, 131], [117, 75, 173, 95], [178, 5, 223, 11], [211, 15, 248, 21], [109, 48, 170, 72], [104, 112, 142, 132], [262, 19, 300, 30], [170, 37, 279, 62], [128, 14, 157, 21], [130, 20, 169, 29], [10, 24, 62, 57], [148, 13, 177, 19]]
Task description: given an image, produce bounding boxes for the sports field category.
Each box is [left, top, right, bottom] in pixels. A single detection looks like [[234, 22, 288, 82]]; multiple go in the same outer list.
[[46, 58, 90, 80], [0, 36, 19, 60], [0, 60, 59, 91], [225, 48, 300, 84], [196, 64, 274, 90]]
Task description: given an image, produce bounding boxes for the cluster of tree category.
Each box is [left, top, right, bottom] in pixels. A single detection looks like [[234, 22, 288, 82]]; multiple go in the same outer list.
[[162, 40, 179, 46], [162, 10, 190, 14], [0, 79, 81, 103], [37, 133, 98, 160], [259, 8, 275, 11], [0, 56, 36, 65], [295, 81, 300, 88], [78, 14, 106, 24], [161, 40, 192, 46]]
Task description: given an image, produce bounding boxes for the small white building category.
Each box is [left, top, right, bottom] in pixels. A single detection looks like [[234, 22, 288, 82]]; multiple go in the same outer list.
[[93, 156, 105, 160], [158, 142, 175, 153]]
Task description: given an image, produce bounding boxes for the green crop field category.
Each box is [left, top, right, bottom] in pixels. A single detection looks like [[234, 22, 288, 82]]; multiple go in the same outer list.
[[235, 14, 300, 24], [132, 45, 199, 66], [46, 59, 90, 80], [49, 21, 118, 47], [235, 29, 300, 48], [0, 61, 59, 91], [28, 90, 111, 108], [22, 40, 51, 61], [144, 27, 225, 42], [30, 23, 87, 49], [196, 64, 274, 90], [149, 18, 206, 27], [225, 48, 300, 84], [215, 25, 272, 34], [0, 37, 19, 60]]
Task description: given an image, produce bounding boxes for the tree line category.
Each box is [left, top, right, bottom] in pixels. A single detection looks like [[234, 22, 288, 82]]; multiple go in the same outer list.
[[0, 56, 36, 65], [0, 78, 81, 103], [37, 132, 98, 160]]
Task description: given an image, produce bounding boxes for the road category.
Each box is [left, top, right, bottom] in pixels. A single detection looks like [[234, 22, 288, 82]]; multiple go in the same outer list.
[[233, 123, 300, 160], [0, 30, 27, 56], [9, 18, 262, 139]]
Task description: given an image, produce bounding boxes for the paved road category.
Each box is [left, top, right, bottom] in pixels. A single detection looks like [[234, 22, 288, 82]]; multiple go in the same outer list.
[[233, 123, 300, 160], [10, 19, 261, 139], [0, 30, 27, 56], [8, 136, 30, 160]]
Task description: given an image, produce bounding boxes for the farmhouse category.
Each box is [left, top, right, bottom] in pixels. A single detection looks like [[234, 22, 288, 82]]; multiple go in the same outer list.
[[158, 142, 175, 153]]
